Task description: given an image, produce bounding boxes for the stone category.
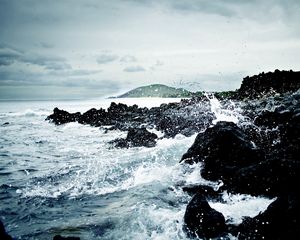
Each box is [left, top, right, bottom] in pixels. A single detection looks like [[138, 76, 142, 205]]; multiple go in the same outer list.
[[183, 193, 227, 239]]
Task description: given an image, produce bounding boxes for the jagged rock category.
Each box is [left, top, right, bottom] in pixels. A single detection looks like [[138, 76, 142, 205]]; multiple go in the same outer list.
[[181, 121, 264, 181], [46, 108, 81, 125], [53, 235, 80, 240], [0, 220, 13, 240], [78, 108, 106, 126], [112, 127, 158, 148], [237, 69, 300, 99], [232, 193, 299, 240], [183, 194, 227, 239], [229, 158, 298, 197]]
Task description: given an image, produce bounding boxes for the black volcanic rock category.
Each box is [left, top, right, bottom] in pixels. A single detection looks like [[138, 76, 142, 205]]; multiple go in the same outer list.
[[232, 193, 299, 240], [112, 127, 158, 148], [46, 107, 81, 125], [183, 194, 227, 239], [78, 108, 106, 126], [181, 121, 264, 182], [237, 69, 300, 99]]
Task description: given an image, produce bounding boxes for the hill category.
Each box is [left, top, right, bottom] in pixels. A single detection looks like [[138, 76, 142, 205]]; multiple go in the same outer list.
[[117, 84, 192, 98]]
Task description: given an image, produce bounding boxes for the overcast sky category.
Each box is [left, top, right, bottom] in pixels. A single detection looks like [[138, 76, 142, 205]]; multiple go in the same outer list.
[[0, 0, 299, 99]]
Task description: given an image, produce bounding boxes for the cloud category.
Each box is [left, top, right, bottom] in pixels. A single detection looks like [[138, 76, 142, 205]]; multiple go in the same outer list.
[[21, 54, 71, 70], [96, 54, 118, 64], [120, 55, 137, 63], [123, 65, 145, 72], [169, 0, 236, 17], [0, 45, 71, 70], [0, 46, 22, 66]]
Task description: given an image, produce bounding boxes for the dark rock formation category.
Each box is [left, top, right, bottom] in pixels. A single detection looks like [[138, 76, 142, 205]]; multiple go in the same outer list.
[[46, 107, 81, 125], [233, 193, 299, 239], [183, 194, 227, 239], [181, 121, 264, 182], [0, 220, 13, 240], [237, 69, 300, 99], [111, 127, 158, 148]]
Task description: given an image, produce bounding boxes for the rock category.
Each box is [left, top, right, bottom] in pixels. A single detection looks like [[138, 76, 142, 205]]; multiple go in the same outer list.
[[233, 193, 299, 240], [46, 108, 81, 125], [182, 185, 223, 201], [0, 220, 13, 240], [2, 122, 9, 126], [53, 235, 80, 240], [181, 121, 264, 182], [229, 158, 298, 197], [183, 193, 227, 239], [237, 70, 300, 99], [112, 127, 158, 148], [78, 108, 106, 126]]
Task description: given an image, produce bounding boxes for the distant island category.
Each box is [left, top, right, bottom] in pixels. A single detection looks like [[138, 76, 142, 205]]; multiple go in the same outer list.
[[111, 83, 236, 99], [114, 84, 194, 98]]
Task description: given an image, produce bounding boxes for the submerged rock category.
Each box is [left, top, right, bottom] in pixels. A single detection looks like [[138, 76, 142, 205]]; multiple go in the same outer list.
[[112, 127, 158, 148], [183, 193, 227, 239]]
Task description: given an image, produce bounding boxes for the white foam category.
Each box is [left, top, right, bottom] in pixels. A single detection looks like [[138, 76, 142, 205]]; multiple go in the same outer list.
[[209, 192, 275, 225]]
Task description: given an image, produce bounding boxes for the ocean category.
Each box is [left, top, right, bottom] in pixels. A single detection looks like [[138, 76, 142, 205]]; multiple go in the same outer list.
[[0, 98, 273, 239]]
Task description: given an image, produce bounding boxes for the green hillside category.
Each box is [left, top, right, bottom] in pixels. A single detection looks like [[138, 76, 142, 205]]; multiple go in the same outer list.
[[118, 84, 193, 98]]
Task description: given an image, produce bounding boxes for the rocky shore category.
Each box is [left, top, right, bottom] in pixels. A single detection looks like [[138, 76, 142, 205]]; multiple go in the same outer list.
[[3, 70, 297, 239], [45, 70, 300, 239]]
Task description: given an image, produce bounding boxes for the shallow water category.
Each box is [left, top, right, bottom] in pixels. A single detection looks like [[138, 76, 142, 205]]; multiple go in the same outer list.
[[0, 98, 273, 239]]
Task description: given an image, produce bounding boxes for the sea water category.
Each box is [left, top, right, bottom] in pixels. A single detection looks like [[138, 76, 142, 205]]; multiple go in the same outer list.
[[0, 98, 273, 239]]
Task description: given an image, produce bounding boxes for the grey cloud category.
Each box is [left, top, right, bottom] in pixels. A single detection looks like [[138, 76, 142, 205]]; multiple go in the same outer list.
[[170, 0, 235, 17], [21, 54, 71, 70], [120, 55, 137, 63], [0, 45, 71, 70], [124, 65, 145, 72], [39, 42, 54, 49], [0, 46, 22, 66], [97, 54, 118, 64]]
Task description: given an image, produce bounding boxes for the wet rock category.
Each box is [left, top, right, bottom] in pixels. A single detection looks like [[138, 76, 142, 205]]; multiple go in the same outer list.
[[53, 235, 80, 240], [112, 127, 158, 148], [78, 108, 106, 126], [181, 121, 264, 181], [2, 122, 9, 126], [0, 220, 13, 240], [229, 158, 298, 197], [46, 108, 81, 125], [183, 193, 227, 239], [232, 193, 299, 240], [182, 185, 223, 201]]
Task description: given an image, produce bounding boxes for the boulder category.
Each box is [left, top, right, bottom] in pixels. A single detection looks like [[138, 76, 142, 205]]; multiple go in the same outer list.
[[229, 158, 298, 197], [46, 108, 81, 125], [181, 121, 264, 181], [233, 193, 299, 240], [183, 193, 227, 239], [112, 128, 158, 148]]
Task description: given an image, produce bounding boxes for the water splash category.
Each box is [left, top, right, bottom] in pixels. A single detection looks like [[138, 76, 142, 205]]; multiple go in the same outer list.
[[205, 93, 241, 124]]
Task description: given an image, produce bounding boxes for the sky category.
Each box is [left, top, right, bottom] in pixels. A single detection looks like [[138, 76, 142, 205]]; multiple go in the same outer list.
[[0, 0, 299, 99]]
